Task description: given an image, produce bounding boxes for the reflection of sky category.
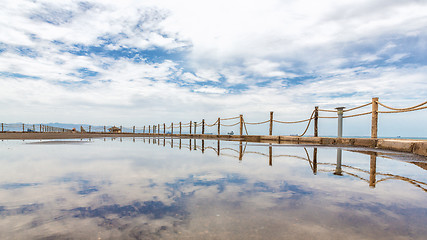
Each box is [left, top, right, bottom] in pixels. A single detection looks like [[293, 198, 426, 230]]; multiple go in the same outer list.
[[0, 138, 426, 239]]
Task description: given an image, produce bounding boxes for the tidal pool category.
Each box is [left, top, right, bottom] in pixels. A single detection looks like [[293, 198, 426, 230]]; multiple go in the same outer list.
[[0, 137, 426, 239]]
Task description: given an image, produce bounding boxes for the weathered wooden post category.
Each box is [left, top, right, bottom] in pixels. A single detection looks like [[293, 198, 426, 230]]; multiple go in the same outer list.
[[335, 107, 345, 138], [22, 124, 25, 133], [269, 111, 273, 135], [194, 122, 197, 134], [189, 121, 192, 134], [371, 97, 379, 138], [89, 125, 91, 133], [148, 125, 151, 134], [239, 114, 243, 136], [157, 124, 160, 134], [132, 126, 135, 133], [217, 117, 220, 135], [1, 123, 3, 132], [171, 123, 174, 135], [179, 122, 182, 135], [143, 126, 145, 134], [39, 124, 41, 132], [314, 106, 319, 137], [163, 123, 166, 134], [104, 126, 106, 133], [202, 119, 205, 135]]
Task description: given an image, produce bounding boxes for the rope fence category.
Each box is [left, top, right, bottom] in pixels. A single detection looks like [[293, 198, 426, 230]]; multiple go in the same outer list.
[[1, 97, 425, 138]]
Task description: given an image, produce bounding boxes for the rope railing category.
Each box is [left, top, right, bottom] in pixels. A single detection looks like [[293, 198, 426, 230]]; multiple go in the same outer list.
[[377, 100, 427, 111]]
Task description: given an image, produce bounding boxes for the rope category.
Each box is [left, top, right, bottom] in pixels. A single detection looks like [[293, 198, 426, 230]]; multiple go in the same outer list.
[[298, 110, 315, 137], [274, 118, 311, 124], [378, 105, 427, 113], [221, 116, 240, 121], [243, 121, 249, 135], [377, 100, 427, 111], [318, 109, 337, 112], [343, 111, 372, 118], [318, 116, 338, 119], [220, 122, 240, 127], [245, 119, 270, 125], [343, 102, 372, 112]]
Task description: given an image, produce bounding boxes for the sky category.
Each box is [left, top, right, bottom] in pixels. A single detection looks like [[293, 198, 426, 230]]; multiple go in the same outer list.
[[0, 0, 426, 137]]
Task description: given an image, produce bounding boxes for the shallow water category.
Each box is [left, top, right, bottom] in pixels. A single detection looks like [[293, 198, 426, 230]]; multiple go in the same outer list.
[[0, 137, 426, 240]]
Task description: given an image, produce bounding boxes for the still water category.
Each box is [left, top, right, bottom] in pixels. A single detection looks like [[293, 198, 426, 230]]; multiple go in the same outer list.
[[0, 137, 426, 240]]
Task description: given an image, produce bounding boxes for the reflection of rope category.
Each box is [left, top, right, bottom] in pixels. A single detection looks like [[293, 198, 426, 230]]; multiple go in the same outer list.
[[377, 101, 427, 111]]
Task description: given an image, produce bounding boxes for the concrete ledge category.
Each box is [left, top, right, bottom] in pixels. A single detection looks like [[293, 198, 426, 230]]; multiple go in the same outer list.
[[1, 132, 426, 157]]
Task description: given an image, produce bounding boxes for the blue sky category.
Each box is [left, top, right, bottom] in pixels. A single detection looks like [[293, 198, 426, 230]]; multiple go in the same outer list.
[[0, 0, 426, 137]]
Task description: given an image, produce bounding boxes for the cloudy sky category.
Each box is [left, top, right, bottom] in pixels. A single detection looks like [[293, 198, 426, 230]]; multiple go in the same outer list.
[[1, 0, 426, 137]]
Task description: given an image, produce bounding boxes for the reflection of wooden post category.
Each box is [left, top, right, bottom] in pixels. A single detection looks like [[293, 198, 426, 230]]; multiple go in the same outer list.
[[179, 122, 182, 135], [334, 148, 343, 176], [189, 139, 192, 151], [217, 140, 220, 156], [148, 137, 150, 143], [217, 118, 221, 135], [313, 148, 318, 175], [269, 111, 273, 135], [133, 137, 135, 142], [202, 119, 205, 134], [194, 122, 197, 134], [171, 123, 173, 135], [189, 121, 192, 134], [194, 139, 197, 150], [371, 97, 379, 138], [369, 154, 377, 188], [179, 138, 182, 149], [171, 138, 173, 148], [202, 140, 205, 153], [163, 123, 166, 134], [239, 141, 243, 161], [269, 144, 272, 166], [163, 137, 165, 147], [239, 115, 243, 136], [314, 106, 319, 137]]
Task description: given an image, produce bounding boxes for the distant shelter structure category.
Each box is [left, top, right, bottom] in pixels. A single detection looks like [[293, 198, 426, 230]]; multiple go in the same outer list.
[[108, 126, 121, 133]]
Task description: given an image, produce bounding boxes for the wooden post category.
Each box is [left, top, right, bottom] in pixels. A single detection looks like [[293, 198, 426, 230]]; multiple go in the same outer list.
[[239, 114, 243, 136], [33, 124, 35, 132], [104, 126, 106, 133], [194, 122, 197, 134], [371, 97, 379, 138], [217, 117, 220, 135], [22, 124, 25, 133], [39, 124, 41, 132], [202, 119, 205, 134], [157, 124, 160, 134], [163, 123, 166, 134], [269, 111, 273, 135], [133, 126, 135, 133], [171, 123, 174, 135], [89, 125, 91, 133], [190, 121, 192, 134], [149, 125, 151, 134], [179, 122, 182, 135], [314, 106, 319, 137], [143, 126, 145, 134], [1, 123, 3, 132]]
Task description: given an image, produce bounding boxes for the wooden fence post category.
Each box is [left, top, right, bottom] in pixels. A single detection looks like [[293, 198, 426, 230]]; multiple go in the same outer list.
[[33, 124, 35, 132], [217, 117, 220, 135], [133, 126, 135, 133], [190, 121, 192, 134], [39, 124, 41, 132], [371, 97, 379, 138], [143, 126, 145, 134], [22, 124, 25, 133], [163, 123, 166, 134], [314, 106, 319, 137], [171, 123, 174, 135], [149, 125, 151, 134], [194, 122, 197, 134], [89, 125, 91, 133], [202, 119, 205, 135], [239, 115, 243, 136], [1, 123, 3, 132], [179, 122, 182, 135], [269, 111, 273, 135], [104, 126, 106, 133]]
